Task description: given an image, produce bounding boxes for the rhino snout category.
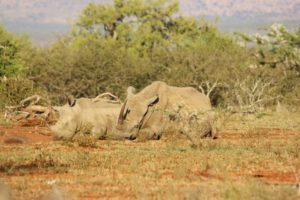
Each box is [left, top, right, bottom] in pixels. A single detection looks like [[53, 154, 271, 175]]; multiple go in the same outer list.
[[50, 124, 75, 140]]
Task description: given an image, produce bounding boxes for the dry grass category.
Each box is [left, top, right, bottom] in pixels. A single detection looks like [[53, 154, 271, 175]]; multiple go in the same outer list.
[[0, 112, 300, 199]]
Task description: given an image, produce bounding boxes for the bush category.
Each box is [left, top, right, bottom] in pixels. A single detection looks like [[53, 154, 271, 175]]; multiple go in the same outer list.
[[2, 2, 299, 111], [236, 24, 300, 108], [25, 0, 252, 107], [0, 76, 46, 109], [0, 24, 31, 76]]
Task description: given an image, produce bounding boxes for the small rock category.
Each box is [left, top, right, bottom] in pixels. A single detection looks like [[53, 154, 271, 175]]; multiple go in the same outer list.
[[4, 136, 26, 145]]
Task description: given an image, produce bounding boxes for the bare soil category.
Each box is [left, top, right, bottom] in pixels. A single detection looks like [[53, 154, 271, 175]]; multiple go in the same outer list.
[[0, 122, 299, 199]]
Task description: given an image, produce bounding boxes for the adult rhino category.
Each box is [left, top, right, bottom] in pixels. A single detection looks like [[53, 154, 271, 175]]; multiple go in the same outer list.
[[51, 93, 122, 140], [116, 81, 215, 141]]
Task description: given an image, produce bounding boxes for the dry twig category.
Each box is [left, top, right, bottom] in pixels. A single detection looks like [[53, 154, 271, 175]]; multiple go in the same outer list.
[[198, 81, 220, 99], [93, 92, 121, 104]]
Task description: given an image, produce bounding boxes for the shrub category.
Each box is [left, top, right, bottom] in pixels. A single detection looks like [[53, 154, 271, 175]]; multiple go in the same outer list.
[[0, 76, 46, 109]]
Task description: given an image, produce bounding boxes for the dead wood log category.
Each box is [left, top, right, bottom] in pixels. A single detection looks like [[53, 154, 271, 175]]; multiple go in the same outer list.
[[93, 92, 121, 104], [4, 95, 53, 123], [19, 95, 41, 107], [22, 105, 50, 114]]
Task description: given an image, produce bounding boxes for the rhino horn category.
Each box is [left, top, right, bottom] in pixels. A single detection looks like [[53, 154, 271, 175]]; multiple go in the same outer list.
[[118, 99, 127, 125]]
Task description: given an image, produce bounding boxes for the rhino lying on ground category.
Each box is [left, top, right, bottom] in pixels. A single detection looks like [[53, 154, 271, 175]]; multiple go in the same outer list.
[[50, 93, 122, 140], [116, 81, 215, 141]]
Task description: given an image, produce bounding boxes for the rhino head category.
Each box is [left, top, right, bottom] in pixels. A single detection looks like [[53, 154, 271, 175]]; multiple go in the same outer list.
[[116, 87, 159, 139], [50, 96, 79, 140]]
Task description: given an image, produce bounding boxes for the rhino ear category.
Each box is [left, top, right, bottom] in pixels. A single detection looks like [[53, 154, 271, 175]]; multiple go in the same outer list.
[[146, 95, 159, 107], [67, 95, 76, 107], [127, 86, 136, 99]]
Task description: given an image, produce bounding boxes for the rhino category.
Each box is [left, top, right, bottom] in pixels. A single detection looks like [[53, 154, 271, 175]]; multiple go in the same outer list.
[[116, 81, 215, 141], [50, 93, 122, 140]]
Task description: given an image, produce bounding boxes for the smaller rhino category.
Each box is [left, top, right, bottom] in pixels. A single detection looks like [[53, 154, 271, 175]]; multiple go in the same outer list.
[[50, 93, 122, 140]]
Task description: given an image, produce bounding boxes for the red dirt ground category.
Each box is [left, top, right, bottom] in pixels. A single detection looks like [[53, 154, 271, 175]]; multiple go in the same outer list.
[[218, 128, 298, 140], [0, 122, 299, 185], [0, 124, 52, 144], [233, 171, 298, 184]]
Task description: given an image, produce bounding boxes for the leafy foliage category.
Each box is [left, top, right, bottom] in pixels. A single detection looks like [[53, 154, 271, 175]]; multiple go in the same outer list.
[[1, 1, 299, 110], [236, 24, 300, 108], [0, 24, 30, 76], [0, 76, 45, 109], [26, 0, 250, 105], [255, 24, 300, 71], [0, 25, 42, 109]]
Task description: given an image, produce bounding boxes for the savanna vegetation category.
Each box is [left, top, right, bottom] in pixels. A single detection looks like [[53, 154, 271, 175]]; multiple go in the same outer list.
[[0, 0, 300, 199], [1, 0, 299, 111]]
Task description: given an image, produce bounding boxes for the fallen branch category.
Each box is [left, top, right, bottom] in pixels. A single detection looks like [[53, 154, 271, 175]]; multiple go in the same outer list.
[[22, 105, 51, 114], [12, 111, 31, 121], [93, 92, 121, 104], [4, 95, 54, 124], [20, 95, 41, 107]]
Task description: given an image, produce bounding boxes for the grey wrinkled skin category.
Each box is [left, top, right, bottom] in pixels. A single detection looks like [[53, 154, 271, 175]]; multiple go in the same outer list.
[[116, 81, 215, 141], [50, 97, 122, 140]]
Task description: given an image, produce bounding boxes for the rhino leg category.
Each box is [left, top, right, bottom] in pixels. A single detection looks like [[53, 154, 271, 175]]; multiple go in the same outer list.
[[91, 125, 107, 139], [51, 124, 77, 140], [150, 132, 161, 140], [111, 127, 162, 141], [179, 118, 215, 144], [108, 128, 138, 140], [198, 116, 217, 139], [138, 128, 162, 140]]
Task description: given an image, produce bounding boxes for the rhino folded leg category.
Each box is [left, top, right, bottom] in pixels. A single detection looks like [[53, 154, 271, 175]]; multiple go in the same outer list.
[[198, 118, 217, 139], [152, 133, 161, 140], [91, 126, 107, 139], [51, 127, 77, 141], [138, 128, 162, 140], [107, 130, 138, 140], [199, 129, 213, 138], [180, 121, 215, 143]]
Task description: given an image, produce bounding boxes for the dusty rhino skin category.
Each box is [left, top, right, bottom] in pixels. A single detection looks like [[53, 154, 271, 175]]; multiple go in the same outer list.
[[51, 97, 121, 140], [116, 81, 214, 141]]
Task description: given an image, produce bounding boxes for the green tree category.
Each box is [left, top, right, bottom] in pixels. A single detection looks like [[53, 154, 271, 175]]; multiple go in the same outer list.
[[0, 24, 30, 76], [26, 0, 252, 108], [236, 24, 300, 108], [237, 24, 300, 72], [75, 0, 192, 54]]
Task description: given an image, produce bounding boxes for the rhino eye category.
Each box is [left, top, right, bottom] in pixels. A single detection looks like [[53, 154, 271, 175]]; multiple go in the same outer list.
[[133, 124, 139, 129]]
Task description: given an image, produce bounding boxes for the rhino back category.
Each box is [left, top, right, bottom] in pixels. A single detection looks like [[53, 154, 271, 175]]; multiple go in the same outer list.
[[167, 86, 211, 111], [51, 98, 121, 140]]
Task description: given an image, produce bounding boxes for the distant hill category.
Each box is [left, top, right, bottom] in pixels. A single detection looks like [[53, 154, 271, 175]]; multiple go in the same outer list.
[[0, 0, 299, 43]]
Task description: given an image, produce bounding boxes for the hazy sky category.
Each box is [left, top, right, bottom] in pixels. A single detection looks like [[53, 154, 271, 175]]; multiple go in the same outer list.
[[1, 0, 299, 23], [0, 0, 299, 42]]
